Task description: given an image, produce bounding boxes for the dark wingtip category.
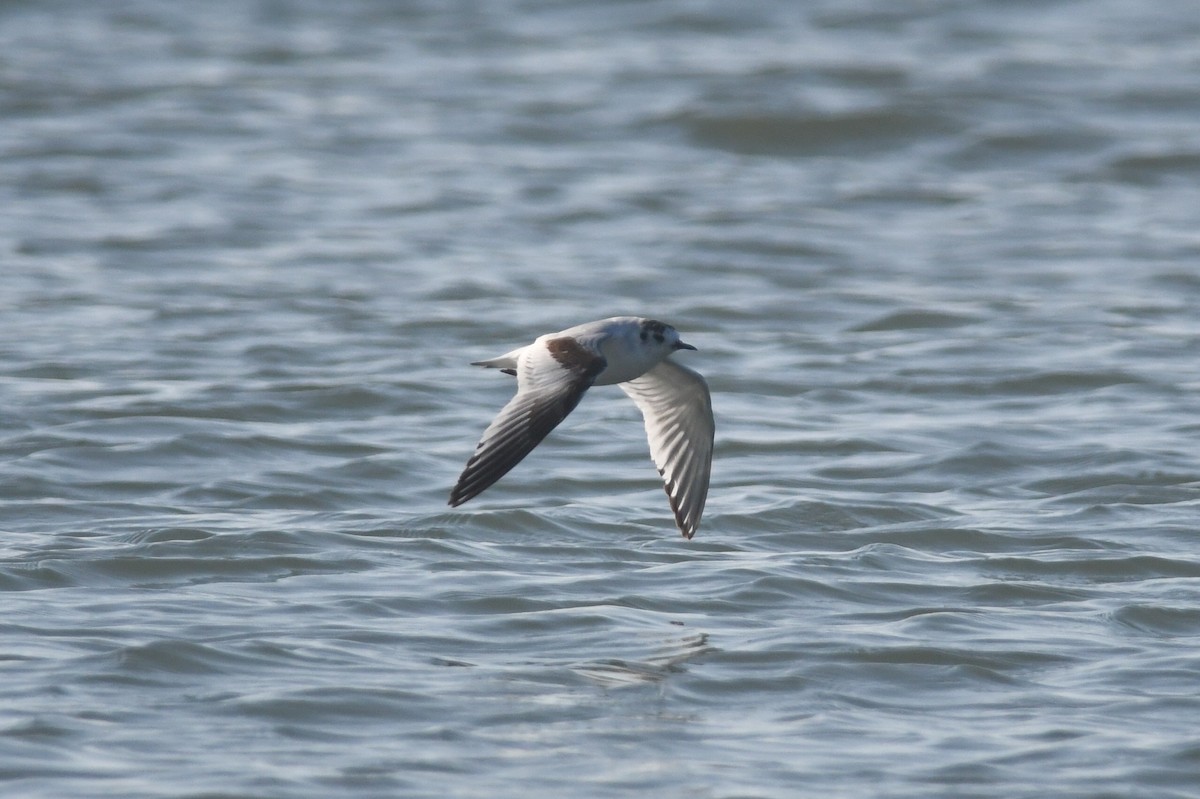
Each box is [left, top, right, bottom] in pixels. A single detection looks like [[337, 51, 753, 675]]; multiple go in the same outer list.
[[448, 482, 478, 507], [448, 481, 472, 507]]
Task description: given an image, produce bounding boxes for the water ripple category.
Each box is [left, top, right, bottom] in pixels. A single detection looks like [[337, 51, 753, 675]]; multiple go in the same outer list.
[[3, 1, 1200, 797]]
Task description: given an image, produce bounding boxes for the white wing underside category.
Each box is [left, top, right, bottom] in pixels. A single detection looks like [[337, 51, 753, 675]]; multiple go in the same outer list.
[[620, 359, 714, 538]]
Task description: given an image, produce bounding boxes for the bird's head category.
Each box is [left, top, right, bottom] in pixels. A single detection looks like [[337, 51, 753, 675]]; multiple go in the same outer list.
[[639, 319, 696, 354]]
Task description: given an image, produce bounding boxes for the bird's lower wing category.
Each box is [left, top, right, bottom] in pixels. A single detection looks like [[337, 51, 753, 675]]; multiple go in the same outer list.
[[619, 359, 714, 538], [449, 336, 605, 507]]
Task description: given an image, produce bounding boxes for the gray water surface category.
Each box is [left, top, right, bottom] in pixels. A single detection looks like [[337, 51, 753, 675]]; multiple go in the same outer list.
[[3, 1, 1200, 797]]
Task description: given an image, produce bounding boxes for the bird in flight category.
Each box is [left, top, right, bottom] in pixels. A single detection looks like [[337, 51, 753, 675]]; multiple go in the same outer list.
[[448, 317, 714, 538]]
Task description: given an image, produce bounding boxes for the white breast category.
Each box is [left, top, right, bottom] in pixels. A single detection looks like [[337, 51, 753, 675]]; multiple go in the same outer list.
[[592, 327, 662, 385]]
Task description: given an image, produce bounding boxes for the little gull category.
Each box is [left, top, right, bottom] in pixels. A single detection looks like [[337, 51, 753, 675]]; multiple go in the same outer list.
[[448, 316, 714, 538]]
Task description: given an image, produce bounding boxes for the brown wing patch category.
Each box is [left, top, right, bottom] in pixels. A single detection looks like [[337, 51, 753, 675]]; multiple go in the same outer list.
[[448, 337, 607, 508], [546, 336, 606, 381]]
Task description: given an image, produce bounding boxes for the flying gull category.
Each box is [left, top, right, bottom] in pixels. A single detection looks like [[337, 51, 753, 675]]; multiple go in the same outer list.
[[448, 316, 714, 538]]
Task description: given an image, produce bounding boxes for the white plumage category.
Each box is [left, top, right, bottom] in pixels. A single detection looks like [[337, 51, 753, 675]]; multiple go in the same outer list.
[[449, 316, 714, 538]]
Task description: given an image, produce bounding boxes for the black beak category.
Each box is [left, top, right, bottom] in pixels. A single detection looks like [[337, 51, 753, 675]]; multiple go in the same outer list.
[[673, 340, 697, 351]]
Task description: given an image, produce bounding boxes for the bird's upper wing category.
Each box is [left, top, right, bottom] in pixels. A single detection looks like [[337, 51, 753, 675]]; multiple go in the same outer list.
[[449, 336, 606, 507], [619, 358, 714, 538]]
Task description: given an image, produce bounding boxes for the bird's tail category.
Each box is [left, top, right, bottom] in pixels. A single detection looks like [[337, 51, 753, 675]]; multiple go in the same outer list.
[[470, 346, 524, 375]]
